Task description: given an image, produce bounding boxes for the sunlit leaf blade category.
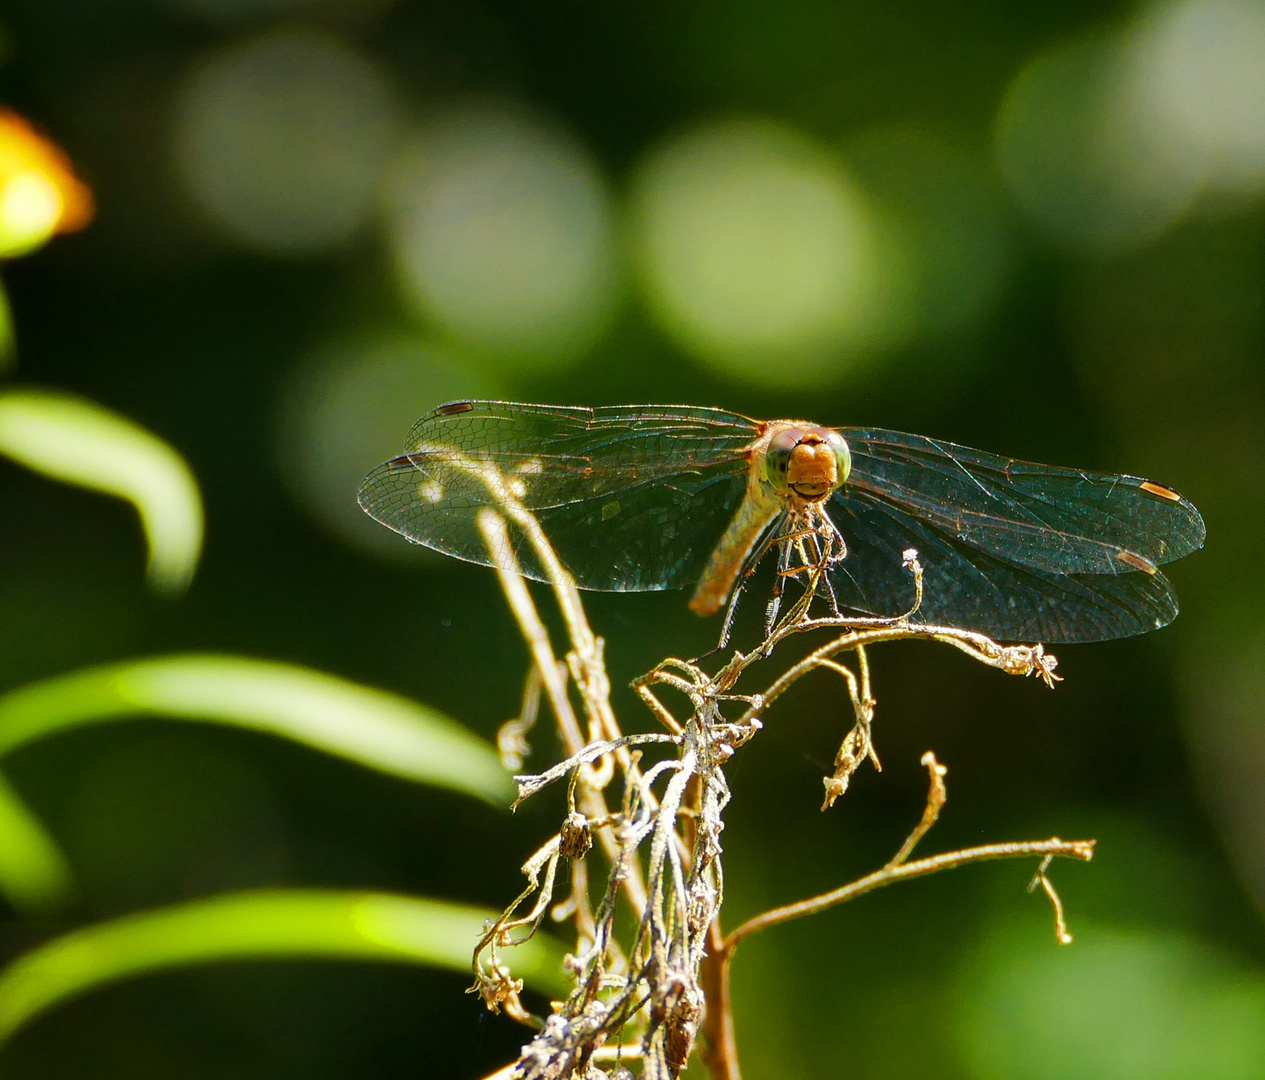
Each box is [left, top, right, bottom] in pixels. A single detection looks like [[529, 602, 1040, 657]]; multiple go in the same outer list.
[[0, 772, 74, 915], [0, 390, 202, 593], [0, 889, 569, 1045], [0, 654, 513, 805], [0, 284, 13, 372]]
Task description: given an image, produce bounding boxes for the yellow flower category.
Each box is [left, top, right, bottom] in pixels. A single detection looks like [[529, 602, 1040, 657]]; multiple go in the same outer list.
[[0, 109, 94, 258]]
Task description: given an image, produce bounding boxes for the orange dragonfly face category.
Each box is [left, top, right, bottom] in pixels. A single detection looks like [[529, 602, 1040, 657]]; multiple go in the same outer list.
[[358, 401, 1205, 644]]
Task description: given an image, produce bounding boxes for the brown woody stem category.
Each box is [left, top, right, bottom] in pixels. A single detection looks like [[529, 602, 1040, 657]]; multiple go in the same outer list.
[[723, 837, 1095, 956]]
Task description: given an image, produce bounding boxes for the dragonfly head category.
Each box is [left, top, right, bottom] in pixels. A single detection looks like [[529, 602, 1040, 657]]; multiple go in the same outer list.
[[765, 425, 851, 501]]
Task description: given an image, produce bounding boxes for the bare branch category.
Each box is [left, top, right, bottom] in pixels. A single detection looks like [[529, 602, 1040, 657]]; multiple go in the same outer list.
[[464, 464, 1091, 1080], [478, 508, 650, 925], [723, 837, 1095, 956], [1029, 853, 1077, 944], [498, 666, 544, 772], [478, 509, 587, 760], [887, 751, 948, 868], [513, 732, 681, 806]]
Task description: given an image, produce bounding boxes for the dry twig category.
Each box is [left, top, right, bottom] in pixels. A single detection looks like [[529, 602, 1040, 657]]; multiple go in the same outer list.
[[458, 471, 1091, 1080]]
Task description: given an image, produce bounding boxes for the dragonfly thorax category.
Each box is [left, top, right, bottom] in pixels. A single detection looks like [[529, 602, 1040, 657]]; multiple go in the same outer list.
[[764, 425, 851, 502]]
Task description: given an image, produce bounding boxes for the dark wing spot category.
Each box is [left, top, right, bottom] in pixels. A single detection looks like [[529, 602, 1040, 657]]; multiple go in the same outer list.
[[436, 401, 475, 416]]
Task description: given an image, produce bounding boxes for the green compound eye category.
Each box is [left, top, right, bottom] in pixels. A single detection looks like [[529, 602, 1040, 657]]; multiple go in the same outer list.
[[825, 429, 851, 487], [764, 427, 804, 491]]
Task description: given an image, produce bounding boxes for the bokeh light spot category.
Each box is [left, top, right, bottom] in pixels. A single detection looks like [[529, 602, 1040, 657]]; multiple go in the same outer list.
[[844, 127, 1015, 349], [995, 2, 1265, 255], [278, 335, 498, 558], [383, 100, 617, 369], [1135, 0, 1265, 197], [957, 923, 1265, 1080], [163, 0, 331, 21], [630, 118, 879, 386], [995, 33, 1204, 255], [173, 27, 397, 256]]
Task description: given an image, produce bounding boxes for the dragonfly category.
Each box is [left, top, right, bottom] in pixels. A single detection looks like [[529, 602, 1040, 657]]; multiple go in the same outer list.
[[357, 401, 1206, 644]]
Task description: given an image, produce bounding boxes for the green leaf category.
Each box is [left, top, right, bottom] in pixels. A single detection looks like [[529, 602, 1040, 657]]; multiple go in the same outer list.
[[0, 772, 74, 914], [0, 654, 513, 805], [0, 889, 569, 1045], [0, 390, 202, 593], [0, 283, 13, 372]]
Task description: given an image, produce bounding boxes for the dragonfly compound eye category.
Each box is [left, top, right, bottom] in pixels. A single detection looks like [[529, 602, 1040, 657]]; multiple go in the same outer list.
[[824, 429, 851, 487], [764, 427, 805, 491]]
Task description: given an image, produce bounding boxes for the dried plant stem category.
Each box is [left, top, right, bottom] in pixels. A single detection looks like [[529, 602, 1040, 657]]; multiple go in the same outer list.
[[888, 751, 947, 866], [722, 837, 1095, 956], [481, 510, 585, 755], [1029, 854, 1077, 944], [478, 490, 651, 830], [732, 620, 1059, 733], [695, 753, 1094, 1080], [697, 919, 739, 1080], [483, 1042, 645, 1080], [478, 509, 648, 917], [693, 835, 1095, 1080], [461, 480, 1092, 1080]]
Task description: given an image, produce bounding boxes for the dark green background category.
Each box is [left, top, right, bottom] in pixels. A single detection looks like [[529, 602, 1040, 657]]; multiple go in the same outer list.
[[1, 1, 1263, 1077]]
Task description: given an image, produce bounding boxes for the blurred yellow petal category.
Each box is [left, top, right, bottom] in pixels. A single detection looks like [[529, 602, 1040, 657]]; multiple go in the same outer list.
[[0, 110, 94, 258]]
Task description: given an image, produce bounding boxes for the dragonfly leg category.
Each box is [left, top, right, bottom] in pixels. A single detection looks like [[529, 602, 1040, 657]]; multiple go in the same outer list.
[[763, 531, 796, 636], [694, 516, 788, 660], [799, 520, 828, 603], [760, 509, 835, 633], [812, 505, 848, 619], [815, 504, 847, 565], [714, 574, 748, 654], [819, 557, 844, 619]]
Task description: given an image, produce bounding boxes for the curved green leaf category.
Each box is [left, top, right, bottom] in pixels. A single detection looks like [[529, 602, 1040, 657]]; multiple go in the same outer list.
[[0, 772, 74, 914], [0, 654, 513, 804], [0, 390, 202, 593], [0, 889, 569, 1045]]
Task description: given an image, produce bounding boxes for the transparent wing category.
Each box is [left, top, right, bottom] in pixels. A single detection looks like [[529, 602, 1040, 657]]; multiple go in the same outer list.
[[358, 401, 757, 591], [827, 486, 1180, 643], [841, 428, 1206, 576]]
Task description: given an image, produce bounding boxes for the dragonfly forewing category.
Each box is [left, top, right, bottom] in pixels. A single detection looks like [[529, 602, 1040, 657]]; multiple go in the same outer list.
[[358, 401, 758, 591], [841, 429, 1205, 577]]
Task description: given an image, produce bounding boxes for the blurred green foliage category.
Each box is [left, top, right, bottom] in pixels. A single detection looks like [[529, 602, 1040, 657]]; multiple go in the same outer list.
[[0, 0, 1263, 1078], [0, 890, 567, 1045], [0, 391, 202, 593], [0, 387, 545, 1054], [0, 654, 513, 803]]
